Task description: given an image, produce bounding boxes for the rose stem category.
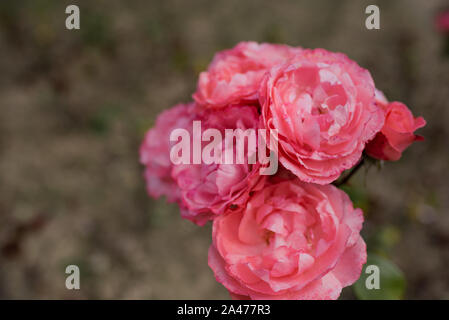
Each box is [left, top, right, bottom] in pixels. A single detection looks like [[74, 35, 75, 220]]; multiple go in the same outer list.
[[334, 156, 366, 187]]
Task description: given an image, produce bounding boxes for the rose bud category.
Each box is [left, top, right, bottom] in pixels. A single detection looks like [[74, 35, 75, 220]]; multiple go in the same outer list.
[[365, 94, 426, 161]]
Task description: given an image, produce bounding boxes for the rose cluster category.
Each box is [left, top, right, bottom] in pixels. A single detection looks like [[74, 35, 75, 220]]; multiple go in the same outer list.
[[140, 42, 425, 300]]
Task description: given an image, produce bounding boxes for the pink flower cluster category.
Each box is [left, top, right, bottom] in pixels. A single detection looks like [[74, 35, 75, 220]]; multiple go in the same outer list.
[[140, 42, 426, 300]]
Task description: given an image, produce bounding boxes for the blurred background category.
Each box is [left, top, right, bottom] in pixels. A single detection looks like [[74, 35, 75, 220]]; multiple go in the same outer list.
[[0, 0, 448, 299]]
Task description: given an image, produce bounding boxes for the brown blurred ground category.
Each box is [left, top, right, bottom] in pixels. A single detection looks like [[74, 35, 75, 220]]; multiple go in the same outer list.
[[0, 0, 448, 299]]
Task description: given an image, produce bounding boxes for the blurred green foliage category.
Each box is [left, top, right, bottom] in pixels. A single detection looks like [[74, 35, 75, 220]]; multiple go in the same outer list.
[[81, 11, 115, 51], [88, 104, 123, 135], [340, 184, 370, 213]]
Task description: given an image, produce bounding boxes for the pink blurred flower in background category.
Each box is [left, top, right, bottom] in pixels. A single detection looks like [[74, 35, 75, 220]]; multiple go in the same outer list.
[[435, 10, 449, 34], [208, 179, 366, 300], [260, 49, 384, 184]]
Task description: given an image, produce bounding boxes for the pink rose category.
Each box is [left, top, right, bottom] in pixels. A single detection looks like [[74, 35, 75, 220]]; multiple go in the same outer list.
[[365, 96, 426, 161], [208, 179, 366, 300], [172, 105, 265, 226], [193, 42, 302, 108], [260, 48, 384, 184], [436, 11, 449, 33], [139, 103, 196, 202]]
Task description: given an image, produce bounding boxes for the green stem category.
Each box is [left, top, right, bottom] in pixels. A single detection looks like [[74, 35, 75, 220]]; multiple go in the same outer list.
[[334, 157, 366, 187]]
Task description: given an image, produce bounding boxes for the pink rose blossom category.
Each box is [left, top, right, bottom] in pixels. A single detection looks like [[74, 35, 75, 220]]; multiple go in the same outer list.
[[193, 42, 302, 108], [139, 103, 196, 203], [260, 48, 384, 184], [365, 95, 426, 161], [172, 105, 266, 226], [208, 179, 366, 300]]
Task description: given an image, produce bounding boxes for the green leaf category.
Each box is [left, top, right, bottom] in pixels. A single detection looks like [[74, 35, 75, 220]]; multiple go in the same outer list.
[[353, 253, 406, 300], [339, 184, 369, 213], [89, 104, 122, 135]]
